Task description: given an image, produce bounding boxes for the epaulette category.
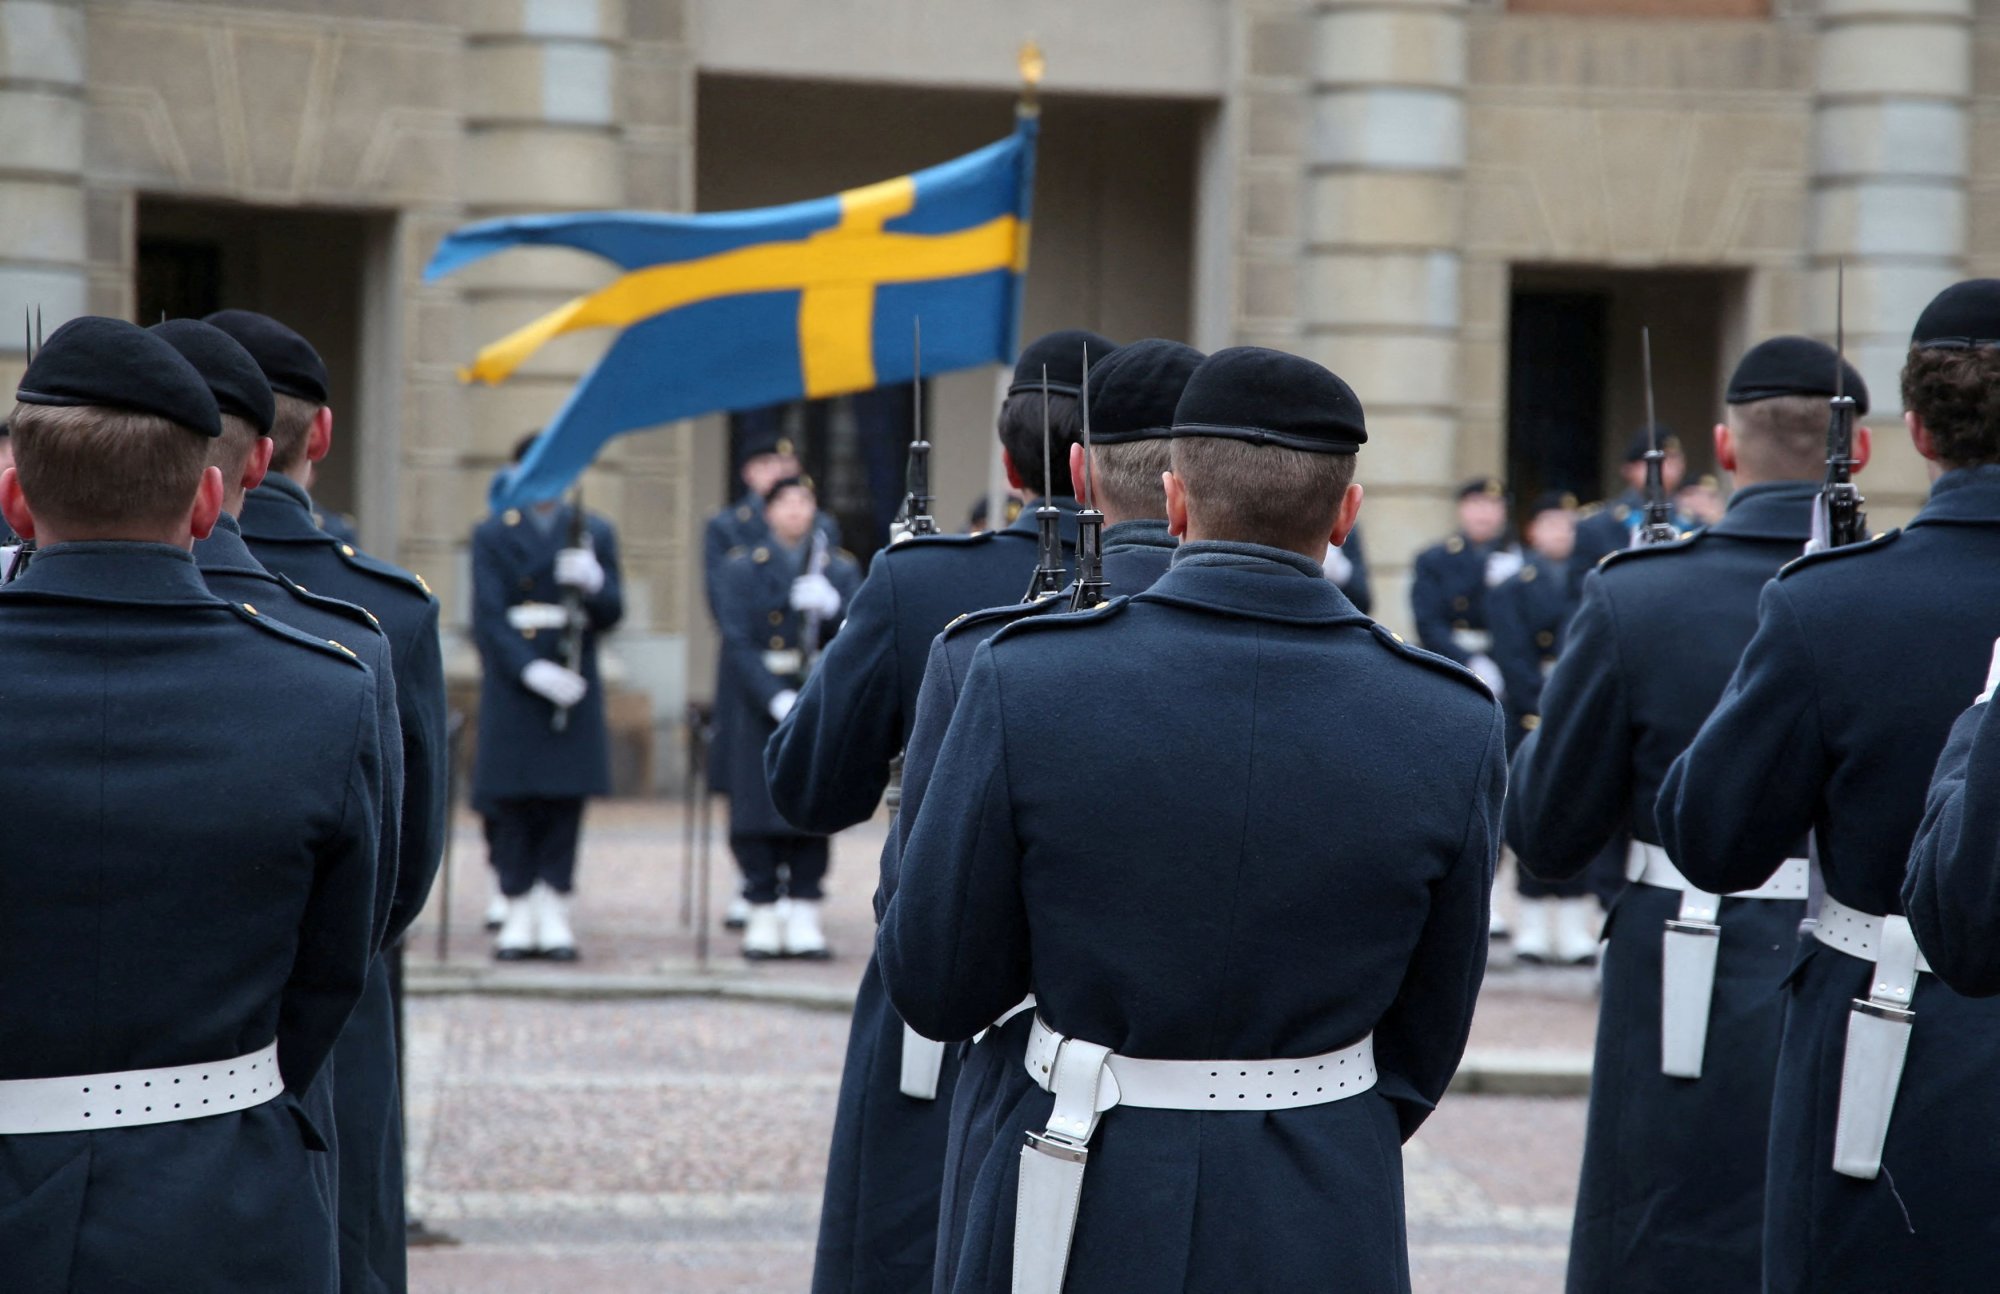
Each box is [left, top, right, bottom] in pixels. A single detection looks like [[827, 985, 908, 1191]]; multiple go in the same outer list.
[[1598, 530, 1702, 572], [1368, 623, 1494, 700], [888, 530, 999, 553], [986, 595, 1130, 643], [943, 597, 1057, 640], [1777, 529, 1901, 580], [227, 600, 367, 669], [1577, 501, 1605, 520], [724, 545, 747, 560], [278, 573, 385, 636], [330, 539, 432, 601]]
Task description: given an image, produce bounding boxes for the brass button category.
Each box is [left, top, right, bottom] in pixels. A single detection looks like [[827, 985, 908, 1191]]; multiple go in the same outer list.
[[340, 544, 356, 557], [520, 577, 534, 592], [1452, 596, 1468, 611], [243, 603, 258, 616], [1535, 631, 1554, 648], [768, 635, 786, 650], [768, 610, 783, 625], [522, 628, 536, 641]]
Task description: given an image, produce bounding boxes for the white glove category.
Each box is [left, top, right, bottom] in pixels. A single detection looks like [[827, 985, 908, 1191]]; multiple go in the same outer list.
[[521, 659, 588, 708], [769, 689, 799, 723], [790, 572, 842, 618], [1979, 637, 2000, 704], [1467, 653, 1505, 699], [1321, 543, 1353, 586], [555, 546, 605, 595], [1484, 549, 1524, 588]]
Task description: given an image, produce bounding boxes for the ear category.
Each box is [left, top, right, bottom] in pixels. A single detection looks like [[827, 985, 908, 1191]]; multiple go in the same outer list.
[[1907, 410, 1936, 462], [0, 467, 34, 540], [1164, 470, 1189, 539], [1068, 443, 1088, 506], [305, 406, 334, 464], [189, 465, 225, 542], [1852, 424, 1873, 473], [1002, 448, 1025, 493], [1329, 482, 1364, 548], [1713, 422, 1737, 474], [243, 436, 276, 493]]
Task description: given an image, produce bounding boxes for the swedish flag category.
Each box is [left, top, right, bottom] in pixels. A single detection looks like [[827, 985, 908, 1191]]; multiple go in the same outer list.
[[424, 119, 1038, 507]]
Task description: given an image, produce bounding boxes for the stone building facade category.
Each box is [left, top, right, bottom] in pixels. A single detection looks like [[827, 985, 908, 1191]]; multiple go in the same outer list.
[[0, 0, 1987, 783]]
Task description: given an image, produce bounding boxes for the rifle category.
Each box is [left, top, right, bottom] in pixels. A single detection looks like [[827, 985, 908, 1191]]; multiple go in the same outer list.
[[1634, 326, 1678, 548], [4, 307, 41, 585], [889, 318, 937, 545], [1022, 366, 1067, 602], [1816, 261, 1868, 551], [550, 484, 588, 732], [1068, 344, 1108, 612]]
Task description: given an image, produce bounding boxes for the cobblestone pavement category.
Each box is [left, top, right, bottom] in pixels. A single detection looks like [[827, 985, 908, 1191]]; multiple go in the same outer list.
[[404, 803, 1592, 1292]]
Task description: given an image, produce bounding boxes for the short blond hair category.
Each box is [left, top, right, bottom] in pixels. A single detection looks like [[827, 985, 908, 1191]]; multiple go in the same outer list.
[[1169, 436, 1355, 551], [9, 401, 210, 531]]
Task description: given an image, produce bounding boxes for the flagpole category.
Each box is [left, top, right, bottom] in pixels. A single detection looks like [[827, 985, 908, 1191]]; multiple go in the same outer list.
[[988, 39, 1044, 534]]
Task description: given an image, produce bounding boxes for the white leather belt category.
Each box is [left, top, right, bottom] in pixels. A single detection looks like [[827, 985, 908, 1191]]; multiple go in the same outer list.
[[1012, 1016, 1374, 1294], [1812, 895, 1930, 1181], [1626, 843, 1807, 1081], [0, 1043, 281, 1135], [762, 648, 804, 676], [506, 602, 567, 632], [1450, 628, 1493, 656]]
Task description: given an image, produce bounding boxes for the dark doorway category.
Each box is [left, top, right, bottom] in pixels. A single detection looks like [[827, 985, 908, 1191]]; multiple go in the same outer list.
[[135, 199, 392, 532], [1506, 267, 1745, 523]]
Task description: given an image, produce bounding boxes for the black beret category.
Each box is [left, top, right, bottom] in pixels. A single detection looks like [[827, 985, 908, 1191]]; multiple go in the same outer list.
[[1087, 339, 1204, 445], [1625, 424, 1681, 463], [202, 309, 329, 404], [1726, 335, 1869, 415], [1170, 347, 1366, 455], [1457, 477, 1505, 501], [1008, 329, 1118, 398], [737, 416, 798, 466], [16, 316, 221, 437], [1911, 279, 2000, 350], [762, 473, 814, 504], [1531, 489, 1578, 516], [149, 319, 276, 434]]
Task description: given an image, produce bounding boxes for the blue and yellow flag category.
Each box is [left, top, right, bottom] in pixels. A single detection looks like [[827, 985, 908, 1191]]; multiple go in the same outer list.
[[424, 119, 1037, 507]]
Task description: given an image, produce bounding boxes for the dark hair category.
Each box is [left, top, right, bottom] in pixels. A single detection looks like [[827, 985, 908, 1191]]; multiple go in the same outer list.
[[998, 390, 1080, 498], [10, 401, 210, 532], [1901, 345, 2000, 468], [1725, 394, 1829, 480], [1169, 436, 1355, 553], [269, 392, 321, 473]]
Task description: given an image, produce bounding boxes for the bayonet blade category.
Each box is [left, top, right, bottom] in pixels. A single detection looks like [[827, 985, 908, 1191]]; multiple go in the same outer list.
[[1641, 326, 1658, 454]]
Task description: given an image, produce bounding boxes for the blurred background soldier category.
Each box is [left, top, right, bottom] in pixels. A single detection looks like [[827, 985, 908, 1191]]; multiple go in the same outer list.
[[0, 317, 383, 1292], [713, 475, 859, 959], [1662, 284, 2000, 1293], [1411, 477, 1518, 696], [1676, 473, 1727, 528], [1321, 521, 1372, 614], [1570, 426, 1690, 585], [1489, 490, 1593, 965], [470, 432, 625, 962]]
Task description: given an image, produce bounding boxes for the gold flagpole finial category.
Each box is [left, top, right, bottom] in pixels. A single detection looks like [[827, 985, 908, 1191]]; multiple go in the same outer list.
[[1018, 39, 1045, 118]]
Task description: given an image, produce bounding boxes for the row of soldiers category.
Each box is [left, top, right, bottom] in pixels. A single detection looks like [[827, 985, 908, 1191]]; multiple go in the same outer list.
[[0, 313, 449, 1291], [764, 282, 2000, 1293]]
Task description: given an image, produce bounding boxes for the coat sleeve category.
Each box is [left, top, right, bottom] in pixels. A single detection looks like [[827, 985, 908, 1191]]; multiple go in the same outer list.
[[471, 525, 538, 684], [1903, 698, 2000, 995], [878, 642, 1031, 1042], [385, 598, 449, 944], [1410, 550, 1468, 664], [279, 673, 383, 1094], [764, 554, 904, 833], [714, 562, 787, 712], [876, 631, 964, 920], [1372, 704, 1503, 1141], [1657, 578, 1824, 894], [1511, 572, 1631, 874], [364, 644, 404, 952], [585, 516, 624, 632]]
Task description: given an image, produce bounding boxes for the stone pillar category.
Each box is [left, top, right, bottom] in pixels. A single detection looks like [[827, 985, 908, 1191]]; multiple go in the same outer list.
[[1306, 0, 1468, 635], [0, 0, 86, 387], [1811, 0, 1971, 522]]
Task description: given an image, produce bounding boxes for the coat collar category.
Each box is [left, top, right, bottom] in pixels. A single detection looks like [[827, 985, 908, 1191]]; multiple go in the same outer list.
[[192, 512, 272, 577], [2, 541, 222, 606], [1706, 480, 1818, 541], [1103, 517, 1174, 552], [1910, 464, 2000, 529], [239, 472, 331, 544], [1136, 540, 1365, 626], [1001, 495, 1082, 548]]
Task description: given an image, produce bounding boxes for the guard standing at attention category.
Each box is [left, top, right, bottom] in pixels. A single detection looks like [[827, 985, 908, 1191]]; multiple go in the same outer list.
[[1569, 427, 1690, 587], [766, 327, 1113, 1294], [881, 346, 1504, 1294], [1488, 490, 1595, 966], [0, 317, 384, 1293], [1510, 335, 1865, 1293], [1410, 477, 1519, 696], [156, 317, 413, 1294], [1660, 285, 2000, 1293], [713, 475, 860, 959], [469, 433, 625, 961], [1904, 640, 2000, 994]]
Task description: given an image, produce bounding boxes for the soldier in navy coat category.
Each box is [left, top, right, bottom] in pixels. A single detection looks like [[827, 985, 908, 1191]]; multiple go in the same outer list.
[[0, 317, 384, 1293], [1569, 426, 1690, 589], [1410, 477, 1519, 694], [156, 317, 414, 1294], [468, 433, 624, 960], [713, 476, 860, 958], [1904, 641, 2000, 995], [1660, 285, 2000, 1293], [881, 346, 1503, 1294], [1324, 520, 1371, 614], [1512, 335, 1865, 1293], [765, 328, 1113, 1294]]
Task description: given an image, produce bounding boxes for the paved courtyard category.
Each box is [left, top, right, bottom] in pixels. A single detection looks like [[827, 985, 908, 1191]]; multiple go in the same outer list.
[[402, 803, 1593, 1292]]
